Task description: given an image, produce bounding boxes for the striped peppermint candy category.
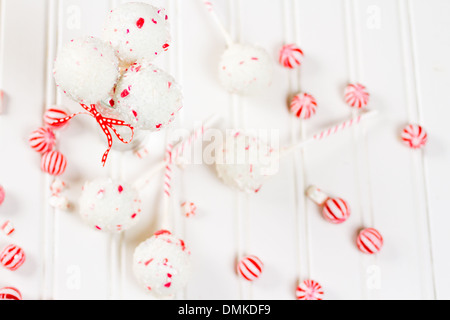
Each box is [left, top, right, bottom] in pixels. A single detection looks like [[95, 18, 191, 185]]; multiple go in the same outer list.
[[279, 44, 304, 69], [0, 244, 26, 271], [1, 220, 15, 236], [290, 93, 317, 119], [323, 198, 351, 224], [29, 127, 56, 153], [237, 255, 264, 281], [296, 280, 324, 300], [357, 228, 383, 254], [0, 287, 22, 300], [44, 107, 69, 129], [344, 83, 369, 109], [41, 150, 67, 176], [401, 124, 428, 149]]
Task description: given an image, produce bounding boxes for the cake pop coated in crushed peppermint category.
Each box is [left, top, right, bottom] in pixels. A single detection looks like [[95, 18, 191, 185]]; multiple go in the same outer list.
[[54, 37, 119, 104], [103, 2, 171, 63], [114, 61, 183, 131], [79, 178, 142, 233], [133, 230, 191, 297]]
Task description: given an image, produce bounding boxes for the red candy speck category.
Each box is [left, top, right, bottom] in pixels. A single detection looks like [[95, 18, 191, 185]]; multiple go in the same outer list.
[[109, 99, 114, 107], [162, 43, 169, 51], [156, 124, 162, 129], [155, 229, 171, 236], [118, 185, 123, 193], [136, 18, 145, 28], [152, 18, 157, 24], [131, 213, 137, 219], [121, 89, 129, 98]]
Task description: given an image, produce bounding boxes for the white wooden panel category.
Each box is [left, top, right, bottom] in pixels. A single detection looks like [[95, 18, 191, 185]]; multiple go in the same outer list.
[[409, 0, 450, 300], [0, 0, 47, 300]]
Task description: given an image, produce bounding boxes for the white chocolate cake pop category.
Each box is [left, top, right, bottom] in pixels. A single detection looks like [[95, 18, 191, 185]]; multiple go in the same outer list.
[[103, 2, 171, 64], [215, 132, 279, 193], [219, 44, 273, 94], [133, 230, 191, 297], [79, 178, 142, 233], [113, 61, 182, 131], [54, 37, 119, 104]]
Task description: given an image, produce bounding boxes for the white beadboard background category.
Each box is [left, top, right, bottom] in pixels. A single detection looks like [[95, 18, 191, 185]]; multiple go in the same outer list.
[[0, 0, 449, 300]]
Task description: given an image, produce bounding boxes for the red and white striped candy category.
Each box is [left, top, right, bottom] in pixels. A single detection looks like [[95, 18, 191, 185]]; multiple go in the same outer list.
[[0, 185, 4, 206], [401, 124, 428, 149], [43, 107, 69, 129], [0, 244, 26, 271], [29, 127, 56, 153], [41, 150, 67, 176], [279, 44, 304, 69], [344, 83, 369, 109], [296, 280, 324, 300], [181, 202, 197, 218], [357, 228, 383, 254], [323, 198, 351, 224], [237, 255, 263, 281], [1, 220, 15, 236], [0, 287, 22, 300], [290, 93, 317, 119]]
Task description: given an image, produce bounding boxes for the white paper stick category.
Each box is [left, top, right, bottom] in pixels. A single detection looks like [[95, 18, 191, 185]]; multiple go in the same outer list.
[[281, 110, 378, 156], [201, 0, 233, 46]]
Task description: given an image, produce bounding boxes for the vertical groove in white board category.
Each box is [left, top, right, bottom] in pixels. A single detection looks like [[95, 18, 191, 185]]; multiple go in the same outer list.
[[405, 2, 437, 298], [399, 0, 437, 299], [295, 0, 364, 300], [0, 0, 48, 300], [42, 0, 58, 300], [398, 0, 436, 299], [343, 0, 378, 300], [290, 0, 313, 284], [408, 0, 450, 299], [227, 0, 245, 300]]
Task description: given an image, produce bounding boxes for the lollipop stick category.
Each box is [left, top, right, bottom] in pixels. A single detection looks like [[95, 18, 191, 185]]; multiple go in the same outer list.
[[201, 0, 234, 46], [133, 114, 222, 189], [160, 143, 174, 230], [281, 110, 378, 156]]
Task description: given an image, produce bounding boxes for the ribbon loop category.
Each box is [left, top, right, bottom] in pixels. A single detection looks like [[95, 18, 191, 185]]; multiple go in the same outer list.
[[50, 104, 134, 166]]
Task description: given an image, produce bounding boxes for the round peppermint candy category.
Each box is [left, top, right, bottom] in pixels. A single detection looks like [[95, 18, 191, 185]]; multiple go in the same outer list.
[[401, 124, 428, 149], [296, 280, 324, 300], [237, 255, 264, 281], [44, 107, 69, 129], [323, 198, 351, 224], [357, 228, 383, 254], [344, 83, 369, 109], [290, 93, 317, 119], [279, 44, 304, 69], [0, 287, 22, 300], [0, 244, 26, 271], [29, 127, 56, 153], [41, 150, 67, 176]]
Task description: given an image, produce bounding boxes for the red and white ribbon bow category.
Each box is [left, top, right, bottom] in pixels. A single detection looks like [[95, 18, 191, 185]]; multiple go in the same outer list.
[[50, 104, 134, 166]]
